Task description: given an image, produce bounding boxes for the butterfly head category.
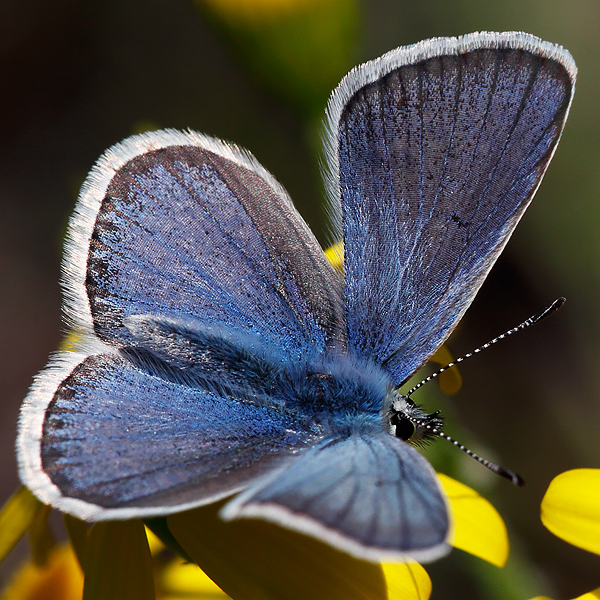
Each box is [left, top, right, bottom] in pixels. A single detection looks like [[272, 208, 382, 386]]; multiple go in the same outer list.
[[386, 392, 524, 486], [386, 393, 444, 446]]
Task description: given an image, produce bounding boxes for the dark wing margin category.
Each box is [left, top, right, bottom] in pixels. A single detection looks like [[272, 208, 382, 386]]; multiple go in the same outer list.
[[222, 432, 451, 563], [324, 32, 576, 385], [63, 130, 345, 362], [18, 351, 320, 520]]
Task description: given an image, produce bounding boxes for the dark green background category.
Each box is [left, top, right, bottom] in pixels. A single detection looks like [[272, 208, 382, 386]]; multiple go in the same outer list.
[[1, 1, 598, 598]]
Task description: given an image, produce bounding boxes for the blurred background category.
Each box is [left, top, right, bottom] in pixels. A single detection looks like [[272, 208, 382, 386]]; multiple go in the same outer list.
[[0, 0, 598, 598]]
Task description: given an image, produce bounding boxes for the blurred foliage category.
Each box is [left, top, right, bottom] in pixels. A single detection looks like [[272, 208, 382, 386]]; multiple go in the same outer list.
[[195, 0, 359, 118]]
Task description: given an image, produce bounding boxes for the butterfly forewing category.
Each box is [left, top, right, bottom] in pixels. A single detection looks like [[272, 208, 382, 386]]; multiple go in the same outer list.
[[77, 131, 346, 360], [328, 33, 576, 385]]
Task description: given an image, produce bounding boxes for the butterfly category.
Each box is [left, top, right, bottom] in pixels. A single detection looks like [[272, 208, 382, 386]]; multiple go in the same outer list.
[[17, 31, 575, 564]]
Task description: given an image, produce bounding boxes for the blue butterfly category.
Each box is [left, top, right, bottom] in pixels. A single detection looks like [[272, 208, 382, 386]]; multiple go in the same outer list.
[[17, 31, 575, 563]]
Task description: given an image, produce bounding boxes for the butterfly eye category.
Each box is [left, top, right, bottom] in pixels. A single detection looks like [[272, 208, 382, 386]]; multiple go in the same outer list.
[[390, 413, 416, 441]]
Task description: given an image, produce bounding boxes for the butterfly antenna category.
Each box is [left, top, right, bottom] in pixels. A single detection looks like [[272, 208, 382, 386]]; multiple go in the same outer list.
[[419, 420, 524, 486], [404, 297, 565, 397]]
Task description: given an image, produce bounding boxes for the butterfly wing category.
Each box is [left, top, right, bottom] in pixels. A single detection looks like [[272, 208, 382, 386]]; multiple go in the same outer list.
[[222, 431, 451, 563], [326, 32, 576, 384], [19, 343, 322, 520], [68, 129, 345, 360], [18, 130, 345, 518]]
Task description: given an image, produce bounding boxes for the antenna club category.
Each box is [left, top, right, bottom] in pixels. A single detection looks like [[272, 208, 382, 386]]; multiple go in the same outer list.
[[500, 469, 525, 487], [422, 424, 525, 487]]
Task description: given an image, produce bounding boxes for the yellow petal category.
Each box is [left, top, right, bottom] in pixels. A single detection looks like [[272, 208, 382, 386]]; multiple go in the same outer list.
[[59, 330, 84, 352], [382, 562, 432, 600], [63, 514, 89, 569], [438, 473, 509, 567], [159, 558, 230, 599], [29, 503, 56, 567], [324, 241, 344, 271], [82, 520, 155, 600], [541, 469, 600, 555], [144, 527, 165, 555], [144, 517, 193, 562], [0, 487, 44, 566], [572, 587, 600, 600], [528, 589, 600, 600], [169, 500, 399, 600], [429, 346, 463, 395], [2, 543, 83, 600]]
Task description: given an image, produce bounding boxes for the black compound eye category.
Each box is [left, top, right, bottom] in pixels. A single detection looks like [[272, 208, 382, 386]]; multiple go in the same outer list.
[[390, 413, 416, 441]]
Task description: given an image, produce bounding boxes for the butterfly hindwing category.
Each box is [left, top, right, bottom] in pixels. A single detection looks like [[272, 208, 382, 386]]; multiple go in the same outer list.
[[20, 345, 321, 520], [222, 431, 451, 563], [327, 32, 576, 384]]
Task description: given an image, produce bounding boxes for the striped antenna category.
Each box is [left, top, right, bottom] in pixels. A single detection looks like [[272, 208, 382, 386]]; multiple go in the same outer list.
[[418, 420, 524, 486], [405, 297, 566, 397]]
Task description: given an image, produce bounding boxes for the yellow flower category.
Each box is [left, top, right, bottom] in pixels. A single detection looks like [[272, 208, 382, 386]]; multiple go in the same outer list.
[[167, 476, 508, 598], [0, 479, 509, 600], [527, 469, 600, 600], [438, 474, 508, 568], [164, 477, 507, 599], [2, 545, 83, 600], [167, 499, 431, 600], [531, 591, 600, 600]]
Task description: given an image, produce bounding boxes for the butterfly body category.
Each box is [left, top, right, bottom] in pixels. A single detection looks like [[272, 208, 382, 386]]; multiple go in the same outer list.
[[18, 32, 576, 563], [122, 314, 391, 427]]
